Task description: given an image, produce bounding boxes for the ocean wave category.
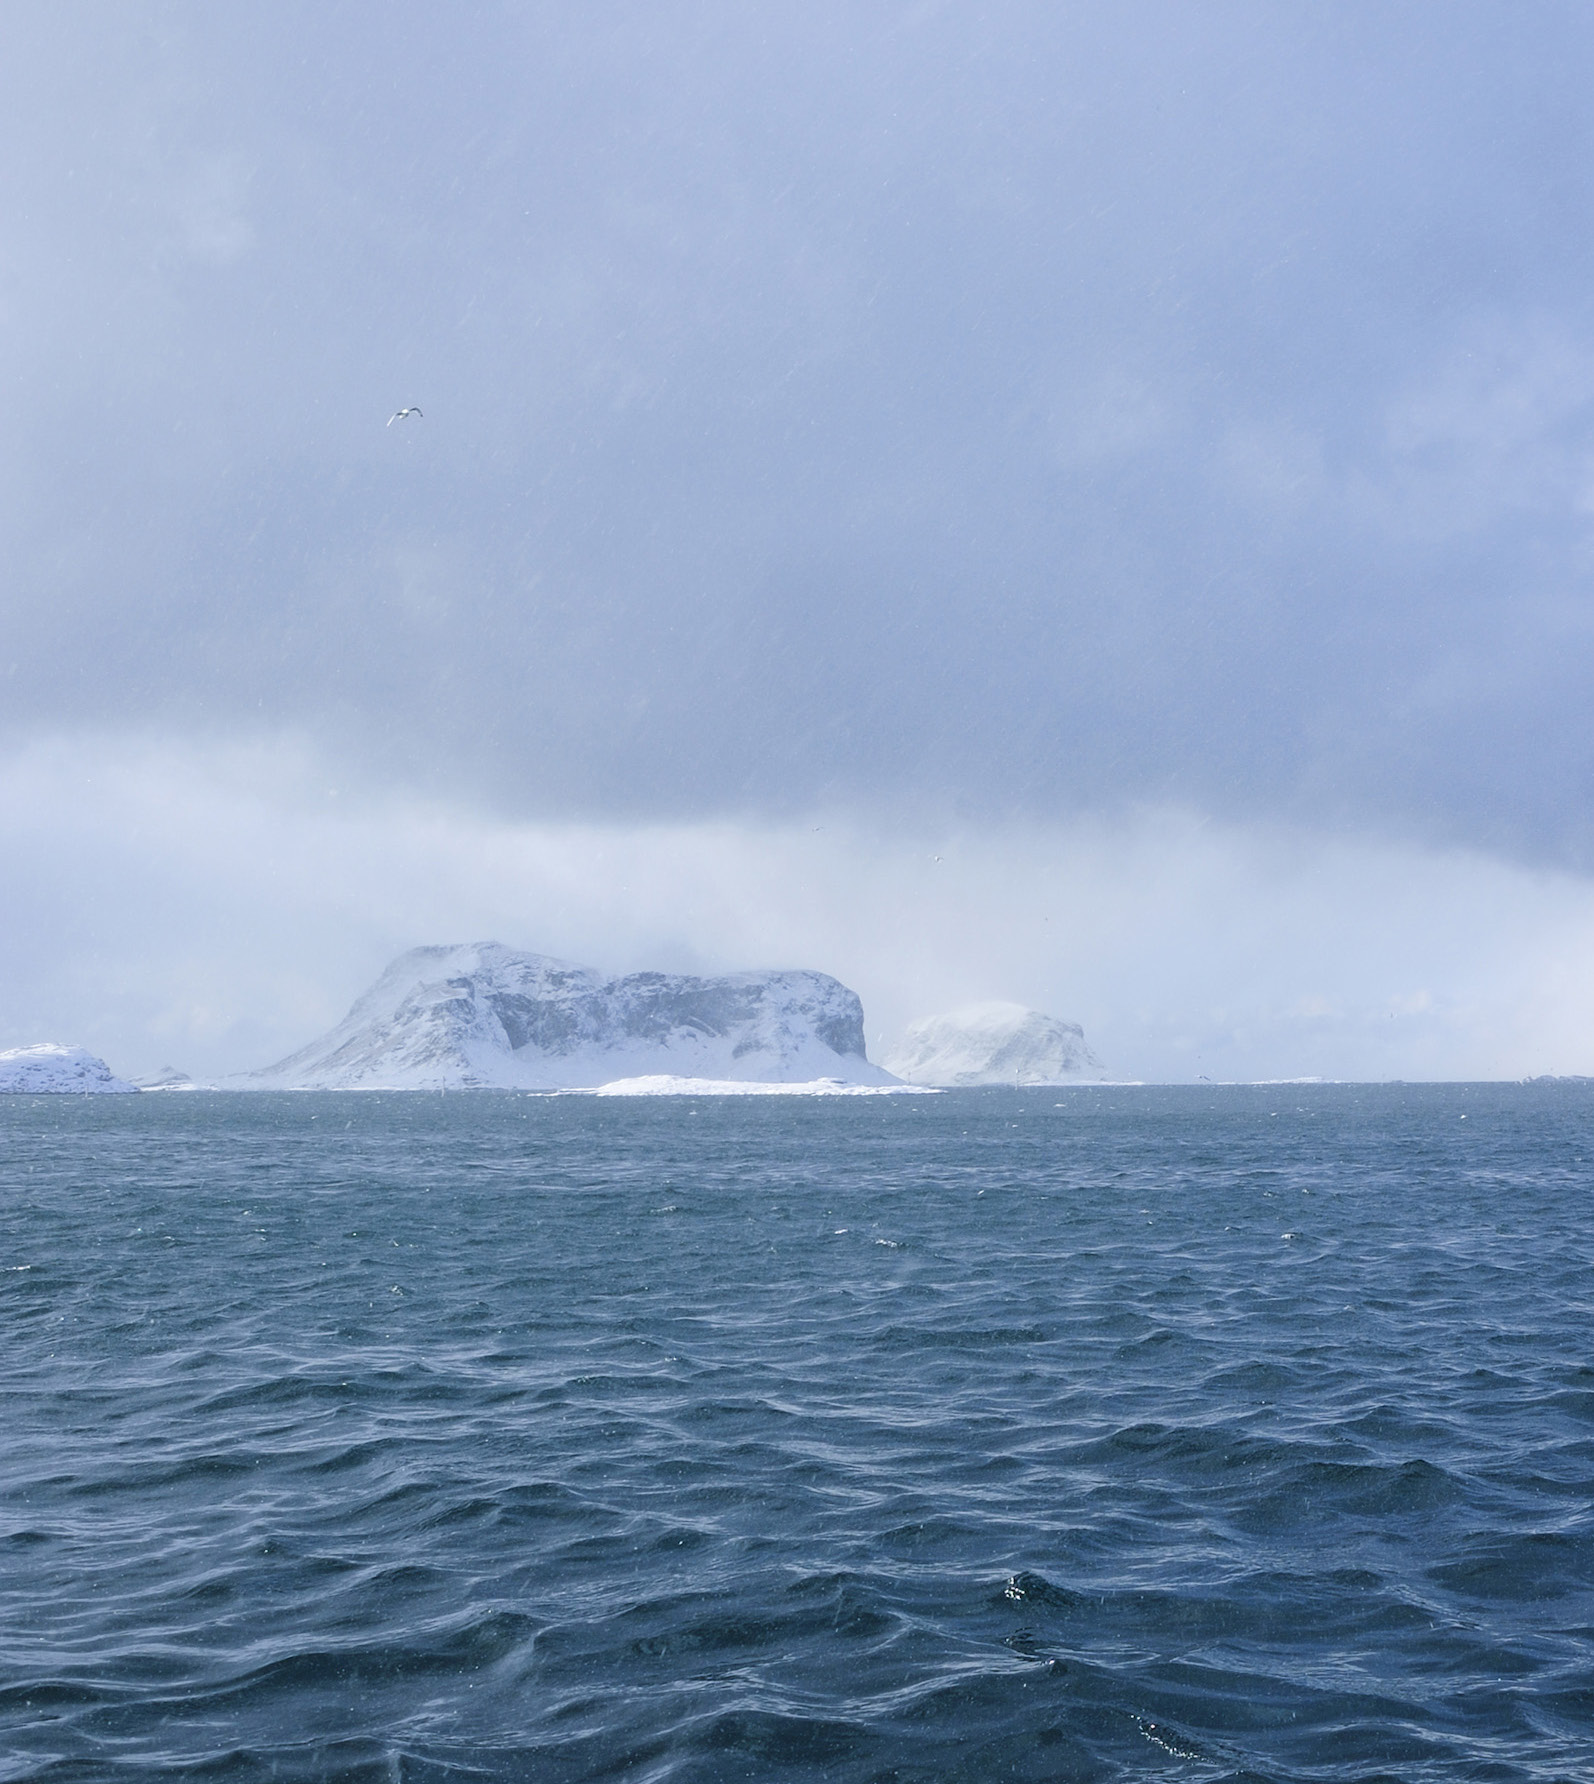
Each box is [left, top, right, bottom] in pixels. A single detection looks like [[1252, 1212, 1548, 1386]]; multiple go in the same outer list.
[[2, 1084, 1590, 1781]]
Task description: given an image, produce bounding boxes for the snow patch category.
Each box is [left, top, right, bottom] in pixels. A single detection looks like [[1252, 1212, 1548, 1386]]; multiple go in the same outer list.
[[589, 1074, 937, 1097]]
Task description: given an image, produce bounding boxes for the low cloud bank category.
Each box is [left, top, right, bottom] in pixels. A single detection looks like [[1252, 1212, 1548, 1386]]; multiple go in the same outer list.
[[3, 735, 1593, 1083]]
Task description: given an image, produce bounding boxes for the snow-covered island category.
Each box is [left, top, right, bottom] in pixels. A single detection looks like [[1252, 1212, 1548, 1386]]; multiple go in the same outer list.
[[883, 1002, 1101, 1086], [237, 942, 906, 1091], [0, 1043, 138, 1094]]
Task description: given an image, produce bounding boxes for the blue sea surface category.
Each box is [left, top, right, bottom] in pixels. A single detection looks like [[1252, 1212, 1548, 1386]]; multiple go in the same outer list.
[[2, 1084, 1592, 1782]]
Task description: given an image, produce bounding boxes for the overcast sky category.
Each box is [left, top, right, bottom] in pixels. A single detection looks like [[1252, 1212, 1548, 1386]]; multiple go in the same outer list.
[[7, 2, 1594, 1077]]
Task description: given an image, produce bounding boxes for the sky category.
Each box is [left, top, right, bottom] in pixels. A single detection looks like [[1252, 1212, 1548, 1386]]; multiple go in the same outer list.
[[6, 1, 1594, 1079]]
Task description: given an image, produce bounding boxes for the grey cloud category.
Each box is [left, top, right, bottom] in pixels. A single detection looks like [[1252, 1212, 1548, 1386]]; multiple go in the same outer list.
[[6, 2, 1594, 856]]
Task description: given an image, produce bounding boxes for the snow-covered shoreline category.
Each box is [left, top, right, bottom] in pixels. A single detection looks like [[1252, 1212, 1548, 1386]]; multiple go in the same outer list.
[[587, 1075, 938, 1097]]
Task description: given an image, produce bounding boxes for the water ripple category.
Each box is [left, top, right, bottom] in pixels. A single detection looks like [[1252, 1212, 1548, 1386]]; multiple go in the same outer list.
[[1, 1082, 1592, 1780]]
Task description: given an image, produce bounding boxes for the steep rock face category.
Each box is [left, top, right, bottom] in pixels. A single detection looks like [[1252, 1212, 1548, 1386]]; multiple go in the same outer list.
[[0, 1043, 138, 1093], [244, 943, 897, 1089], [883, 1002, 1101, 1086]]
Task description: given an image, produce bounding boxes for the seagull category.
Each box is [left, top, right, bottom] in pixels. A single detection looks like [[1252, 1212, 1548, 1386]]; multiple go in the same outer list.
[[387, 407, 423, 426]]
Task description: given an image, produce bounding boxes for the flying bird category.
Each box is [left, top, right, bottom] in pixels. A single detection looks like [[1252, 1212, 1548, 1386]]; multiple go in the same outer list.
[[387, 407, 423, 426]]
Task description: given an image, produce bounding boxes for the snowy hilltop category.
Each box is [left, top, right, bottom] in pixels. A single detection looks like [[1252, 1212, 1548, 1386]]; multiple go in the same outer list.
[[0, 1043, 138, 1094], [241, 942, 902, 1090], [883, 1002, 1101, 1086]]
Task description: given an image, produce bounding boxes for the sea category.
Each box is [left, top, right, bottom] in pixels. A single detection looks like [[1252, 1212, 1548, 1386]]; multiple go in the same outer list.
[[2, 1083, 1591, 1783]]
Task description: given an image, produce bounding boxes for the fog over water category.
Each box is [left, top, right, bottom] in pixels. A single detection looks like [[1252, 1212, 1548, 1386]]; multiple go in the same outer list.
[[6, 3, 1594, 1077]]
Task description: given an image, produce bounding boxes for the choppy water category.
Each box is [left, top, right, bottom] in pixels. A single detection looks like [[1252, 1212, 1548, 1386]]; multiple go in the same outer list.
[[2, 1084, 1592, 1782]]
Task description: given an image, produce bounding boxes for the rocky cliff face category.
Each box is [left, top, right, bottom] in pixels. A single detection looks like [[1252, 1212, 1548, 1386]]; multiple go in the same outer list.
[[882, 1002, 1101, 1086], [244, 943, 897, 1089], [0, 1043, 137, 1093]]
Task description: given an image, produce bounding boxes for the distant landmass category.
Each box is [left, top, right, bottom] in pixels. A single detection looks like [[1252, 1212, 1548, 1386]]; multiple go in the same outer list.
[[883, 1002, 1101, 1086], [0, 1043, 137, 1094], [134, 1065, 196, 1091], [3, 960, 1100, 1094], [237, 942, 901, 1090]]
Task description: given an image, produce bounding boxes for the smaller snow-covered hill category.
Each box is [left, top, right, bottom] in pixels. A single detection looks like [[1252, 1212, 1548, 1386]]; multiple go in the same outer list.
[[133, 1066, 195, 1091], [883, 1002, 1101, 1086], [0, 1044, 138, 1094]]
